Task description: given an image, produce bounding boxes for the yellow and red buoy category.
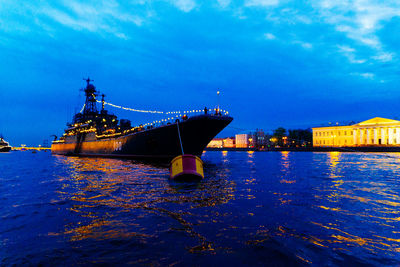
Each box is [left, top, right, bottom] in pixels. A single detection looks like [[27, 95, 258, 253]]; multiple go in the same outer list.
[[170, 154, 204, 180]]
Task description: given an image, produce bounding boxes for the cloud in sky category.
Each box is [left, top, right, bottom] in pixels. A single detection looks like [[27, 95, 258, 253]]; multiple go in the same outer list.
[[171, 0, 197, 12], [311, 0, 400, 58], [264, 33, 276, 40], [1, 0, 400, 145], [217, 0, 231, 8], [244, 0, 281, 7]]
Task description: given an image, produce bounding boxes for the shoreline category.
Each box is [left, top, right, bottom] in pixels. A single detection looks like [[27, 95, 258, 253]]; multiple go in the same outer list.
[[205, 147, 400, 152]]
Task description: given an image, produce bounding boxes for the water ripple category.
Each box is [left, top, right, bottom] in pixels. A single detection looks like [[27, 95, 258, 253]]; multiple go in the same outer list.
[[1, 151, 400, 265]]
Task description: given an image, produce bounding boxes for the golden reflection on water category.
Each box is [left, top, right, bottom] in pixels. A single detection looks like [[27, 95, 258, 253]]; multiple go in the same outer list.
[[50, 153, 400, 262], [279, 151, 295, 185], [53, 156, 236, 252], [306, 153, 400, 255], [328, 151, 340, 169]]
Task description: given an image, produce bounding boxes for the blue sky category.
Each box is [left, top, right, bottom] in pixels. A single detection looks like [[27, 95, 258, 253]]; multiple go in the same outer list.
[[1, 0, 400, 146]]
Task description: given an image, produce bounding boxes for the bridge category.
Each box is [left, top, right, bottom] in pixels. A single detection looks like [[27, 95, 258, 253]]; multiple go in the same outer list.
[[12, 147, 51, 151]]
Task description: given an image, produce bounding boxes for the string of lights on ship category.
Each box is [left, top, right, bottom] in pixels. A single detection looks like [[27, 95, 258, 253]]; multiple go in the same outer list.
[[70, 99, 230, 139]]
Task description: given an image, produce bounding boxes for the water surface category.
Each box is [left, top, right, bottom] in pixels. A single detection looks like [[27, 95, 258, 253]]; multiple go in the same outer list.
[[1, 151, 400, 265]]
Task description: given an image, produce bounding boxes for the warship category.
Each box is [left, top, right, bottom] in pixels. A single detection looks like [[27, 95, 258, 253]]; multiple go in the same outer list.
[[0, 136, 11, 152], [51, 78, 233, 161]]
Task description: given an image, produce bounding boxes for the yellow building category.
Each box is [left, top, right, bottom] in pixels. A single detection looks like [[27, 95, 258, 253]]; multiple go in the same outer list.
[[235, 134, 249, 148], [207, 138, 224, 148], [312, 117, 400, 147]]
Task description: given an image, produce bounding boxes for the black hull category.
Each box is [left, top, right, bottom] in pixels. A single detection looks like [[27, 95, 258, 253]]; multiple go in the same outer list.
[[52, 114, 233, 161], [0, 146, 11, 152]]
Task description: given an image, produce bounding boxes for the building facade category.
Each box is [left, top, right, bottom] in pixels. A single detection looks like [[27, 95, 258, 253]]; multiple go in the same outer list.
[[313, 117, 400, 147], [235, 134, 249, 148], [207, 138, 224, 148], [223, 137, 236, 148]]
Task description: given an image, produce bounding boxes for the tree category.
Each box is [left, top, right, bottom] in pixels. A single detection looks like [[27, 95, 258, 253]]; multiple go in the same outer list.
[[288, 129, 312, 147], [272, 127, 287, 146]]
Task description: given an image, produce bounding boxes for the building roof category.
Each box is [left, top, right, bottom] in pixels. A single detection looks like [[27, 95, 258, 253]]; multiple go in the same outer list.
[[312, 117, 400, 130], [355, 117, 400, 126]]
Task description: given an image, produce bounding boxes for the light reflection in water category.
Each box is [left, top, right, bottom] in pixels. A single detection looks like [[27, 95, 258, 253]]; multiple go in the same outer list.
[[328, 151, 340, 169], [279, 151, 295, 185], [237, 152, 400, 265], [2, 151, 400, 265], [306, 153, 400, 258], [54, 156, 236, 252]]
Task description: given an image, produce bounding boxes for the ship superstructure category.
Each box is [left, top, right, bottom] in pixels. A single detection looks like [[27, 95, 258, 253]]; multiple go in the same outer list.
[[51, 79, 233, 161], [0, 136, 11, 152]]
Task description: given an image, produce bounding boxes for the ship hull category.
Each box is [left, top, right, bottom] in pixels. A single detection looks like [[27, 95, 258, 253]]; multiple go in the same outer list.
[[52, 115, 232, 161], [0, 146, 11, 152]]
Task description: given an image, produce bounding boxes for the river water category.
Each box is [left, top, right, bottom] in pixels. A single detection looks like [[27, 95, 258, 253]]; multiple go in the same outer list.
[[1, 151, 400, 265]]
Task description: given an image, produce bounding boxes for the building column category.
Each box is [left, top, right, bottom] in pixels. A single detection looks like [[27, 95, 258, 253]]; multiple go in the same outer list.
[[374, 128, 378, 144], [381, 128, 386, 145], [397, 128, 400, 145], [359, 129, 364, 145], [389, 128, 394, 145], [353, 129, 357, 145], [366, 129, 370, 145]]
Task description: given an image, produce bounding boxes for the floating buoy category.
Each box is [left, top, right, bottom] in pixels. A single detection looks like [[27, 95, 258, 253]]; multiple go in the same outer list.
[[170, 154, 204, 180]]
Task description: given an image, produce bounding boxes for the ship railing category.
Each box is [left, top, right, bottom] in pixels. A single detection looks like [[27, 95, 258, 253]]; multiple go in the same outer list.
[[138, 108, 230, 129], [94, 108, 230, 139]]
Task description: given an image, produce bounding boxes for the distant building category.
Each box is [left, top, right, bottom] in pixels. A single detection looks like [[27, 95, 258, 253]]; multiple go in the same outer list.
[[207, 138, 224, 148], [250, 129, 266, 148], [236, 134, 249, 148], [312, 117, 400, 147], [223, 137, 235, 148]]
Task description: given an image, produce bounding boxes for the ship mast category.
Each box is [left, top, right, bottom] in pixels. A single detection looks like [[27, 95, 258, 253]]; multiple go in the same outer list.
[[82, 77, 98, 116]]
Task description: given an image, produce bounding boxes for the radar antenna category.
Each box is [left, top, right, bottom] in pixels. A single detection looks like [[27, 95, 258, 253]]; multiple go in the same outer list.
[[82, 77, 98, 116], [84, 77, 94, 85]]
